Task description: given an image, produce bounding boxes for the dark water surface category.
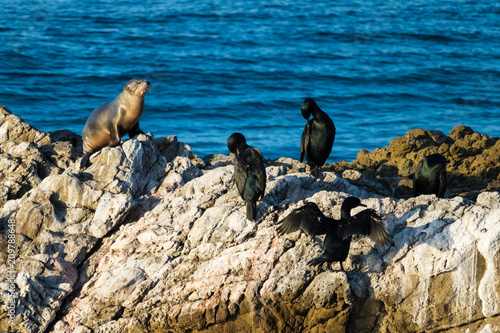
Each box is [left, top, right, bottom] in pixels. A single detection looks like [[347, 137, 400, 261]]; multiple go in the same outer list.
[[1, 0, 499, 162]]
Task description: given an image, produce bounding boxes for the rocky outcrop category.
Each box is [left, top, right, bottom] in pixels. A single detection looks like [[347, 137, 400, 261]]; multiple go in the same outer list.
[[329, 126, 500, 200], [0, 109, 499, 333], [0, 109, 202, 332], [0, 106, 83, 208], [46, 176, 500, 333]]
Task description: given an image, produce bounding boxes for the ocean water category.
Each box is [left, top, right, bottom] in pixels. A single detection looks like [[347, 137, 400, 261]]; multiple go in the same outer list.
[[0, 0, 499, 162]]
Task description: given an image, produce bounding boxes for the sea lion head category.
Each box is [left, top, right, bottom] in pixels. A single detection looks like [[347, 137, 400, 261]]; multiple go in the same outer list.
[[123, 79, 151, 97]]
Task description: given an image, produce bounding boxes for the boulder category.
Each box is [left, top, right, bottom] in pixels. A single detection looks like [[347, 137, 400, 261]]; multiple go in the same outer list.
[[329, 126, 500, 200]]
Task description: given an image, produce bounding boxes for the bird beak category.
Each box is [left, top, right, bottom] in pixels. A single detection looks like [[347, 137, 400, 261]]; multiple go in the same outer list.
[[359, 203, 367, 207]]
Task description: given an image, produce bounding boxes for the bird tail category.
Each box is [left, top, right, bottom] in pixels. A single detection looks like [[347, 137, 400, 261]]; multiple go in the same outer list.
[[246, 201, 257, 221], [307, 256, 328, 266]]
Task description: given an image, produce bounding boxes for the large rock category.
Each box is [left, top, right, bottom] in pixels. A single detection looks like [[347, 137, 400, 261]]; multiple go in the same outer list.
[[47, 170, 500, 333], [0, 119, 201, 332], [330, 126, 500, 200], [0, 106, 83, 208], [49, 168, 366, 333], [1, 109, 499, 333]]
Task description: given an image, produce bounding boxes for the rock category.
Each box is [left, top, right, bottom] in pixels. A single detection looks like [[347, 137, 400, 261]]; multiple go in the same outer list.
[[0, 107, 84, 209], [342, 169, 361, 181], [0, 123, 197, 332], [449, 125, 474, 140], [266, 157, 308, 176], [0, 105, 50, 146], [0, 141, 52, 207], [47, 170, 500, 333], [154, 135, 181, 161], [202, 154, 233, 169], [329, 126, 500, 200], [155, 135, 205, 169], [1, 109, 500, 333], [477, 191, 500, 209]]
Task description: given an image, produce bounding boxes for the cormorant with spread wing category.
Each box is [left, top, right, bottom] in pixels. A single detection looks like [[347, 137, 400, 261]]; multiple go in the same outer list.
[[276, 197, 391, 271]]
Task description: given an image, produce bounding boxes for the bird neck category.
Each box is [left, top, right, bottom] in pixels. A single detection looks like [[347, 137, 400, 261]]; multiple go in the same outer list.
[[341, 209, 351, 220], [236, 142, 250, 157], [312, 108, 329, 122]]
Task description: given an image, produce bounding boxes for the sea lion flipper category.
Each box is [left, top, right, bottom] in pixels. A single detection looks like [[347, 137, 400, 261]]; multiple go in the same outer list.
[[128, 121, 144, 138], [107, 118, 121, 147], [80, 153, 90, 171]]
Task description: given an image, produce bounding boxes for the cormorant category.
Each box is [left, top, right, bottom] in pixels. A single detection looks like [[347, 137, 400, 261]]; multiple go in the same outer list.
[[276, 197, 391, 271], [227, 133, 267, 221], [300, 98, 336, 179], [413, 153, 447, 198]]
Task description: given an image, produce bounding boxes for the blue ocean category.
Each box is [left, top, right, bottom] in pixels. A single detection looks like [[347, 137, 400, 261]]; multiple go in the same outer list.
[[1, 0, 499, 162]]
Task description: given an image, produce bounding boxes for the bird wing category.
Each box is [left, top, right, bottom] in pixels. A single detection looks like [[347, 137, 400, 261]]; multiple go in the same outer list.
[[251, 150, 267, 199], [236, 147, 266, 200], [339, 209, 391, 246], [234, 161, 248, 197], [300, 121, 311, 163], [234, 147, 253, 197], [326, 119, 336, 152], [276, 202, 329, 236]]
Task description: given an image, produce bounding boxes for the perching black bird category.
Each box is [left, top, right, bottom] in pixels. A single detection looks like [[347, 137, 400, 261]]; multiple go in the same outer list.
[[276, 197, 391, 271], [227, 133, 267, 221], [300, 98, 336, 179], [413, 153, 447, 198]]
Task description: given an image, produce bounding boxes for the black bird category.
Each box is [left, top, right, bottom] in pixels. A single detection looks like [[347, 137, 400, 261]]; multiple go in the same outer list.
[[413, 153, 447, 198], [300, 98, 336, 179], [227, 133, 267, 221], [276, 197, 391, 271]]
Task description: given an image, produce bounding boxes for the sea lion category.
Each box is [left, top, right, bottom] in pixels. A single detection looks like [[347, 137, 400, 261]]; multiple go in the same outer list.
[[80, 79, 150, 170]]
